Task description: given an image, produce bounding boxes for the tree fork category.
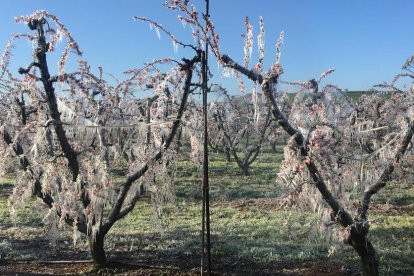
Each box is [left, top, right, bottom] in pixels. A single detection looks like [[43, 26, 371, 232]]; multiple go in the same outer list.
[[103, 52, 201, 233]]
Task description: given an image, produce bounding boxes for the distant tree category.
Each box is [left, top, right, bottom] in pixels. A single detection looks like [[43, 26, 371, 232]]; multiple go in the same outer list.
[[209, 88, 273, 175], [0, 11, 203, 266]]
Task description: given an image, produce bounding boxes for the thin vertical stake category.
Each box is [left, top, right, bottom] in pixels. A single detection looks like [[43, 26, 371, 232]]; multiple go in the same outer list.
[[201, 0, 211, 275]]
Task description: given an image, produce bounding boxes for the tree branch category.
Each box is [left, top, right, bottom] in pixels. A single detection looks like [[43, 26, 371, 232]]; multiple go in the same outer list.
[[102, 53, 201, 234], [2, 128, 87, 234], [18, 19, 89, 208], [360, 121, 414, 220], [221, 54, 354, 227], [17, 62, 41, 74]]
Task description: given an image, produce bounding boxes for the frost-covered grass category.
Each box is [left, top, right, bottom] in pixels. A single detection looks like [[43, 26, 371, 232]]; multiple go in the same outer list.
[[0, 144, 413, 274], [108, 147, 334, 270], [0, 177, 14, 224]]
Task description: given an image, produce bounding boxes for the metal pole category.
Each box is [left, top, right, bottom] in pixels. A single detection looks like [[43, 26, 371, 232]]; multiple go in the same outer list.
[[201, 0, 211, 275]]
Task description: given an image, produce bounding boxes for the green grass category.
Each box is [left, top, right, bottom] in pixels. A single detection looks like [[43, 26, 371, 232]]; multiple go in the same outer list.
[[1, 145, 413, 274], [108, 148, 414, 273], [283, 91, 386, 103], [0, 197, 10, 223], [371, 215, 414, 274], [0, 177, 14, 224], [108, 150, 341, 270], [346, 91, 373, 101]]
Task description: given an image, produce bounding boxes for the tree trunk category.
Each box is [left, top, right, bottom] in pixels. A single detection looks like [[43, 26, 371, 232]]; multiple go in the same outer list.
[[224, 147, 231, 162], [271, 142, 277, 153], [88, 233, 107, 267], [241, 165, 250, 176], [348, 229, 379, 276]]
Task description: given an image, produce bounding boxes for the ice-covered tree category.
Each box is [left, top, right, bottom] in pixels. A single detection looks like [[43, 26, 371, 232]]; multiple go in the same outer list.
[[162, 1, 414, 274], [209, 88, 273, 175], [0, 10, 203, 266]]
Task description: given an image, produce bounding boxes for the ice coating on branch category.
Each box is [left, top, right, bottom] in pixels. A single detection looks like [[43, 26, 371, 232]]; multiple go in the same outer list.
[[243, 17, 253, 68], [254, 17, 265, 74], [275, 31, 284, 64], [15, 10, 82, 56]]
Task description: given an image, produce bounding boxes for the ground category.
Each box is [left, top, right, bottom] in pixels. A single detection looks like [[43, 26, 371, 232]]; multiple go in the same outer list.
[[0, 260, 354, 275], [0, 145, 413, 275]]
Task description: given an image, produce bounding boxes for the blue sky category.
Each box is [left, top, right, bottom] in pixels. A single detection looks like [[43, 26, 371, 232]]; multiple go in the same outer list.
[[1, 0, 413, 92]]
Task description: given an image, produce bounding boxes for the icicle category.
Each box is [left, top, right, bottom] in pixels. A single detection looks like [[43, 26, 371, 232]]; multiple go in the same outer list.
[[178, 15, 187, 28], [155, 26, 161, 40], [252, 85, 260, 123], [221, 67, 231, 78], [172, 40, 178, 53], [56, 28, 63, 42]]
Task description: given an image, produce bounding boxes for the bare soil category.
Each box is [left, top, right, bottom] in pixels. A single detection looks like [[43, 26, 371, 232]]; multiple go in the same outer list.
[[0, 259, 356, 275]]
